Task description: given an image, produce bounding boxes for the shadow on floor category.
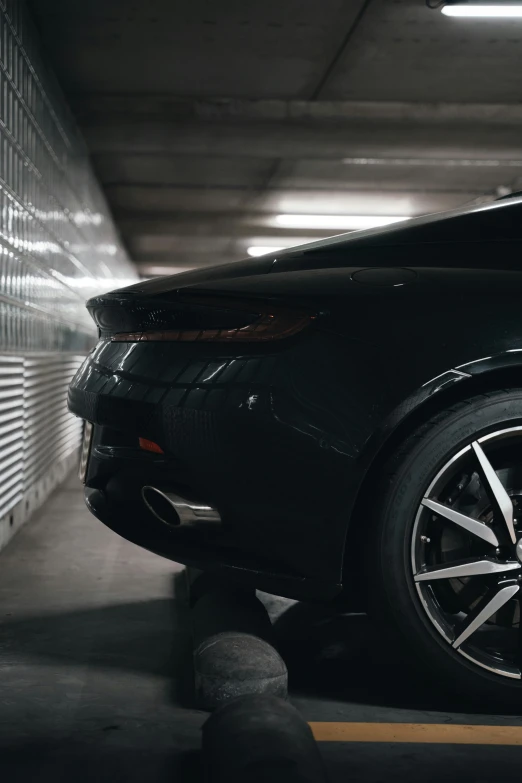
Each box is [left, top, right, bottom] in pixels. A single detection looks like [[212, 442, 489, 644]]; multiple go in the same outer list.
[[0, 597, 186, 678], [0, 571, 202, 782], [4, 579, 515, 717], [0, 571, 194, 705], [0, 740, 202, 783], [273, 602, 522, 717]]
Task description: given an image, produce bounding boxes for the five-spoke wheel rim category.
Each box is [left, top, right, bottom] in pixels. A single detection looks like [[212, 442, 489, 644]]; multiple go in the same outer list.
[[411, 426, 522, 680]]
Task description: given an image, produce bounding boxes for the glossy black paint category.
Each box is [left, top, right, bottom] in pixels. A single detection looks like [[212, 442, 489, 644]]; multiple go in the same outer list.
[[69, 197, 522, 601]]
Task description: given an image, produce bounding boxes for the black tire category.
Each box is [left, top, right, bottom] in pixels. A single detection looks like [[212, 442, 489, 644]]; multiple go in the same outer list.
[[370, 389, 522, 708]]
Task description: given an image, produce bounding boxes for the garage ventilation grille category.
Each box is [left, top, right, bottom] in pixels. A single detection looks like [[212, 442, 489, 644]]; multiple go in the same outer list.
[[0, 353, 84, 521]]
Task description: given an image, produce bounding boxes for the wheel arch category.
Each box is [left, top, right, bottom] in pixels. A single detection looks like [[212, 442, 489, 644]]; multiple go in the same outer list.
[[340, 359, 522, 608]]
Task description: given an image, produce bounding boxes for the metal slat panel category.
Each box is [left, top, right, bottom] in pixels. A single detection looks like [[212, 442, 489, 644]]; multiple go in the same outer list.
[[22, 354, 84, 486], [25, 439, 81, 478], [0, 470, 24, 501], [0, 420, 23, 438], [0, 2, 134, 523], [0, 3, 135, 356], [0, 490, 24, 521], [26, 440, 80, 477], [0, 397, 24, 413], [0, 352, 85, 517], [0, 439, 22, 461], [24, 420, 81, 466], [0, 458, 25, 485], [0, 356, 24, 517]]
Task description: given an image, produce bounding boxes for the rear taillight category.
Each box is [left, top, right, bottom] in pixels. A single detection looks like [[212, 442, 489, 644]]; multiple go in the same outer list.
[[112, 301, 314, 343], [139, 437, 164, 454]]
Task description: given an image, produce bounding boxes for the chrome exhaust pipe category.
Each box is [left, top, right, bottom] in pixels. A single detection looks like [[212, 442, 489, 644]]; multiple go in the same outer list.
[[142, 486, 221, 528]]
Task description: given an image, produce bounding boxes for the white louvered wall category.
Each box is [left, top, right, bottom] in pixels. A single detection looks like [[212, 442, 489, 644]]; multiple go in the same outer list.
[[23, 355, 84, 487], [0, 2, 136, 553], [0, 355, 24, 521], [0, 353, 85, 551]]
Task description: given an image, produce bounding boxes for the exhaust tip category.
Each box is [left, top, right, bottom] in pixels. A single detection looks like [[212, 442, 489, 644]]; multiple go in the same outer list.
[[142, 486, 222, 528], [142, 486, 181, 527]]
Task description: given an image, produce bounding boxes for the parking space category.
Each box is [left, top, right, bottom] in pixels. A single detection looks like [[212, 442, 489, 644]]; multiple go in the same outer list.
[[1, 475, 521, 782]]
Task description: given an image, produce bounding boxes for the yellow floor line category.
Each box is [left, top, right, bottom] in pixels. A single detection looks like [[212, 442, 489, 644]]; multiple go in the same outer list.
[[309, 722, 522, 745]]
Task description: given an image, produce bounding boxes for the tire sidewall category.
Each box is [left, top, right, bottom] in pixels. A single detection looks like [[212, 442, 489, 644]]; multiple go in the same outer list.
[[374, 392, 522, 706]]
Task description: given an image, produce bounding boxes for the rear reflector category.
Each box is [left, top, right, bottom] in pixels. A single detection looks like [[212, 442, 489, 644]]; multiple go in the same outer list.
[[112, 311, 314, 343], [139, 437, 164, 454]]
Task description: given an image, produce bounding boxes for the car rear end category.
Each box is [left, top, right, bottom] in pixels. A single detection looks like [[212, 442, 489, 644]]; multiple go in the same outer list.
[[68, 268, 351, 599]]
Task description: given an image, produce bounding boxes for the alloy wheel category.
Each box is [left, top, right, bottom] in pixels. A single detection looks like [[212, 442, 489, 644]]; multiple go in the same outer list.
[[411, 426, 522, 680]]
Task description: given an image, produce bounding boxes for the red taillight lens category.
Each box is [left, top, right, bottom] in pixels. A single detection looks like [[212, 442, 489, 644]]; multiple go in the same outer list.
[[139, 437, 164, 454], [112, 305, 314, 343]]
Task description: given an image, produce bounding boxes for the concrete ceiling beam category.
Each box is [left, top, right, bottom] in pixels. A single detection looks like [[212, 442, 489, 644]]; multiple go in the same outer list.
[[72, 96, 522, 126], [82, 119, 522, 161]]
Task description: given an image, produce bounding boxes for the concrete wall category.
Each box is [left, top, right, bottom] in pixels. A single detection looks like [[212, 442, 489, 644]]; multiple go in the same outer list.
[[0, 0, 136, 552]]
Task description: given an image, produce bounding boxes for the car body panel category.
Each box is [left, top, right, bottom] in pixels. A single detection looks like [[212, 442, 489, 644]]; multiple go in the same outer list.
[[68, 196, 522, 600]]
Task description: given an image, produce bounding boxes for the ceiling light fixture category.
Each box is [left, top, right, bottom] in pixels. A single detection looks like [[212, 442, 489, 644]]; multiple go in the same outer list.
[[247, 246, 285, 257], [275, 214, 409, 230], [440, 3, 522, 17]]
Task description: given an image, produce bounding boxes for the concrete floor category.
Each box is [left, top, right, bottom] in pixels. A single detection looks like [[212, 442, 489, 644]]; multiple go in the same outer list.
[[0, 472, 204, 781], [1, 473, 522, 781]]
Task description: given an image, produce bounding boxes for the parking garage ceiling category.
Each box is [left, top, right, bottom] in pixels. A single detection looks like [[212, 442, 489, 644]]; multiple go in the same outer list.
[[28, 0, 522, 275]]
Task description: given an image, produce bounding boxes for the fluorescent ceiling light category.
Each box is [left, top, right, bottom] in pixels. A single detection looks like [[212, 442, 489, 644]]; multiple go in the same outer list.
[[442, 4, 522, 17], [275, 214, 409, 230], [247, 246, 285, 257]]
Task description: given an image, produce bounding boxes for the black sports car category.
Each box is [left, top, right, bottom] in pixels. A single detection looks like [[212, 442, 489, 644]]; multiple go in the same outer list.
[[69, 196, 522, 705]]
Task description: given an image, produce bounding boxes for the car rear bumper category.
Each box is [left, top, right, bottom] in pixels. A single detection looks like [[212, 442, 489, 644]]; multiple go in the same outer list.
[[84, 483, 341, 601], [68, 337, 357, 599]]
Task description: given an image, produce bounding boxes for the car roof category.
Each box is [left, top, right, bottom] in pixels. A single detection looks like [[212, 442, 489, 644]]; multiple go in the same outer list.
[[106, 195, 522, 299]]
